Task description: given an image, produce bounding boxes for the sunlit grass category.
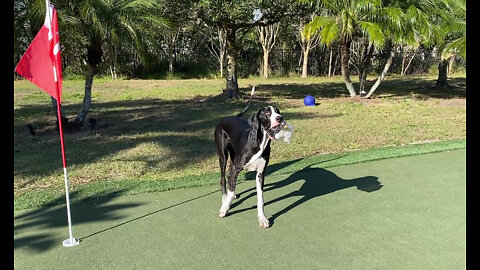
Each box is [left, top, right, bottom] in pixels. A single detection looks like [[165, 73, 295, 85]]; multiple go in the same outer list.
[[14, 73, 466, 209]]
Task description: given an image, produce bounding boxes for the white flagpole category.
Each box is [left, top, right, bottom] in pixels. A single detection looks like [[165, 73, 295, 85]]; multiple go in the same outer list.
[[45, 0, 79, 247]]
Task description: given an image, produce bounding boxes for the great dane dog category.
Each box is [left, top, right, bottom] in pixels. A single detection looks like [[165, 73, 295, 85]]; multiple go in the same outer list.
[[214, 86, 285, 228]]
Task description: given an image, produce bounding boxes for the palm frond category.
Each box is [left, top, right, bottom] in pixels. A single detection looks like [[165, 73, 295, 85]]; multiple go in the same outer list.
[[303, 15, 334, 40], [358, 21, 384, 47], [405, 5, 439, 47], [354, 0, 382, 14], [377, 6, 405, 33], [143, 15, 174, 29], [319, 19, 339, 46], [443, 36, 466, 59]]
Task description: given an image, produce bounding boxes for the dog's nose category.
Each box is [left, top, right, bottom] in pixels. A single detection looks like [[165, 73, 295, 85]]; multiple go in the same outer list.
[[276, 116, 283, 123]]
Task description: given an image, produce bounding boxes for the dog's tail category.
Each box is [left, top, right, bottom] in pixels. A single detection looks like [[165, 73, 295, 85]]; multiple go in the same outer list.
[[235, 86, 255, 117]]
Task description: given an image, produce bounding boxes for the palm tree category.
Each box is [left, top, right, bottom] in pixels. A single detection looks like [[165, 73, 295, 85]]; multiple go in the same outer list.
[[304, 0, 392, 97], [305, 0, 445, 99], [434, 0, 466, 87], [442, 0, 465, 58], [57, 0, 169, 128], [362, 1, 437, 98]]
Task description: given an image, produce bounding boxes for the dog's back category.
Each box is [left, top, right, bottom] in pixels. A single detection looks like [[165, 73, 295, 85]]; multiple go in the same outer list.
[[214, 86, 256, 149]]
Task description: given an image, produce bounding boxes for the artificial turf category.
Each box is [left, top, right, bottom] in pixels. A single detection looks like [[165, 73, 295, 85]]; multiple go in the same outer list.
[[14, 149, 466, 269]]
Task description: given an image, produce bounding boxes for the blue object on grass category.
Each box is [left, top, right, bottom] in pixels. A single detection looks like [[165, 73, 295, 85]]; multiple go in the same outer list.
[[304, 95, 315, 106]]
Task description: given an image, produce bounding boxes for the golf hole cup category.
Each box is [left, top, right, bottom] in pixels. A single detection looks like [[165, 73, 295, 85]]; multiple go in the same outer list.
[[304, 95, 315, 106], [274, 124, 294, 144]]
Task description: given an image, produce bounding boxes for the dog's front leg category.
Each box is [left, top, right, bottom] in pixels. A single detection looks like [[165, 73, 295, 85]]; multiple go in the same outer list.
[[256, 161, 270, 228]]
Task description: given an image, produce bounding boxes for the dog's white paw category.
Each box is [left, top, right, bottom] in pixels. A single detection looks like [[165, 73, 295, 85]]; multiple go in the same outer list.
[[258, 215, 270, 228], [219, 207, 229, 218], [219, 191, 235, 218]]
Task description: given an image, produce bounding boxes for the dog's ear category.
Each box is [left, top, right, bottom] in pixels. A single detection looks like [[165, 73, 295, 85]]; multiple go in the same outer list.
[[248, 111, 260, 130]]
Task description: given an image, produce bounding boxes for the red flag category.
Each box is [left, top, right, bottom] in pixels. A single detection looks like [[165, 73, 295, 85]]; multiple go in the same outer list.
[[15, 5, 62, 102], [15, 2, 79, 247]]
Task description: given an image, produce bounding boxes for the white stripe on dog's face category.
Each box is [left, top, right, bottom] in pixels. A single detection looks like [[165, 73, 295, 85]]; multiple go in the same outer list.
[[269, 106, 282, 129]]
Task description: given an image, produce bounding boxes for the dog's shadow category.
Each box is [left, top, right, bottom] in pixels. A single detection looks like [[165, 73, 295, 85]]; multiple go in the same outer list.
[[228, 164, 383, 226]]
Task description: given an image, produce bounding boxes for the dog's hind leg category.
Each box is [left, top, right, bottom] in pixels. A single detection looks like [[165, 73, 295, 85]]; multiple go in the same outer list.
[[214, 127, 228, 198], [218, 149, 227, 199], [215, 126, 237, 218], [219, 162, 240, 218]]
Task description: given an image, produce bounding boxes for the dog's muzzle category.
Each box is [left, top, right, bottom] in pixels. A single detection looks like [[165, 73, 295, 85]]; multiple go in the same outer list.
[[268, 118, 286, 140]]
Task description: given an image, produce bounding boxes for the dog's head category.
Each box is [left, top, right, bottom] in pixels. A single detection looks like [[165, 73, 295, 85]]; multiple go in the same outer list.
[[248, 105, 286, 140]]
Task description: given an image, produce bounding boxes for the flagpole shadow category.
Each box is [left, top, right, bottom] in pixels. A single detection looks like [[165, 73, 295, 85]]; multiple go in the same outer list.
[[79, 189, 218, 241]]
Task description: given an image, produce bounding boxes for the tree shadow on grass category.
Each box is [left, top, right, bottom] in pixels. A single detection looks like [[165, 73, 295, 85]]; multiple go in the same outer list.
[[14, 96, 323, 183], [229, 162, 383, 227], [14, 187, 220, 253], [15, 75, 465, 183], [14, 189, 143, 252], [253, 76, 466, 100]]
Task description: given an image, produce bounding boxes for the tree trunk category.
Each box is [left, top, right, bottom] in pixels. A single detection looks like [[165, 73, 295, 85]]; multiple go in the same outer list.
[[110, 64, 117, 80], [358, 62, 370, 94], [218, 28, 226, 78], [328, 47, 333, 77], [75, 67, 95, 127], [301, 46, 310, 78], [225, 28, 239, 98], [257, 24, 279, 79], [333, 52, 339, 76], [111, 43, 118, 80], [364, 50, 394, 99], [263, 50, 270, 78], [340, 40, 356, 97], [358, 42, 374, 95], [226, 52, 238, 98], [435, 59, 449, 87], [110, 65, 114, 80], [74, 40, 102, 128], [51, 97, 68, 129], [359, 68, 367, 94], [205, 26, 227, 79], [402, 51, 416, 76], [448, 55, 455, 74], [113, 65, 117, 80], [168, 44, 174, 73], [219, 53, 224, 78]]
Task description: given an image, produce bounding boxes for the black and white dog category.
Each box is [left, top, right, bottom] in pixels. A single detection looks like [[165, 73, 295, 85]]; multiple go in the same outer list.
[[214, 86, 285, 228]]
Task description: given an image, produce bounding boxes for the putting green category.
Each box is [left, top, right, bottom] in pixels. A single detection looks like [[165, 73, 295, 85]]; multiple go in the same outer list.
[[14, 149, 466, 269]]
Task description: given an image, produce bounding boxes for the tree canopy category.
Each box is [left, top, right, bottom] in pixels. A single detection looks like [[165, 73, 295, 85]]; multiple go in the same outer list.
[[14, 0, 466, 101]]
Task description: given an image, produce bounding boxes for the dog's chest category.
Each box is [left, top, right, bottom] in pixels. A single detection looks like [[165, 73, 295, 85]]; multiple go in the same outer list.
[[243, 157, 266, 172], [243, 131, 269, 172]]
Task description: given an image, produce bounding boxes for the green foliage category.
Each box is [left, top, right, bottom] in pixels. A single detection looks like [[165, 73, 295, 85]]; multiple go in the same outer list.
[[14, 0, 466, 78], [304, 0, 414, 49], [438, 0, 466, 58], [304, 16, 338, 45]]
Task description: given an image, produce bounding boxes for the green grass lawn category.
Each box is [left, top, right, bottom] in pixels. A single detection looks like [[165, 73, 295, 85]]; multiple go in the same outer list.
[[13, 74, 466, 210]]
